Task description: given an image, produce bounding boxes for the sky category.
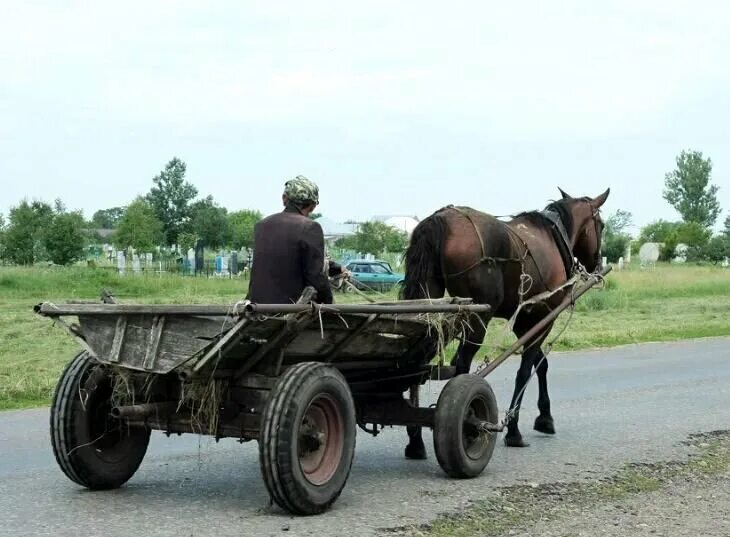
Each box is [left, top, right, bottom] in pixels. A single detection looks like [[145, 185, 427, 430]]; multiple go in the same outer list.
[[1, 1, 729, 234]]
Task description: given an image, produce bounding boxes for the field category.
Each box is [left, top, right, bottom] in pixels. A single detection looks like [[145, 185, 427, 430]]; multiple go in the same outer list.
[[1, 264, 729, 410]]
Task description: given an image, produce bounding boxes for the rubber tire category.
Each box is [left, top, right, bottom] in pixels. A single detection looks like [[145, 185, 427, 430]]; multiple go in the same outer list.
[[259, 362, 356, 515], [50, 352, 151, 489], [433, 374, 499, 478]]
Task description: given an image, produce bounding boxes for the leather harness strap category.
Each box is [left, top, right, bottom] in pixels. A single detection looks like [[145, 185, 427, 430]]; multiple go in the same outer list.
[[442, 206, 525, 280], [539, 208, 575, 278], [441, 205, 578, 281]]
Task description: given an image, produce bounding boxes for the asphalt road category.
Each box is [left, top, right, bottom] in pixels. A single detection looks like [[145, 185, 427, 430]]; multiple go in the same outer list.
[[1, 337, 728, 537]]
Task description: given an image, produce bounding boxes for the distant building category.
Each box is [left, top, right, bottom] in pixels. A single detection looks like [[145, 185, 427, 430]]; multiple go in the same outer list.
[[314, 216, 359, 241], [371, 215, 420, 235]]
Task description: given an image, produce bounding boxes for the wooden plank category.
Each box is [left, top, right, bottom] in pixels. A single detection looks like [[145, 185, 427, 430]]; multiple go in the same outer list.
[[324, 314, 379, 361], [38, 303, 243, 316], [36, 300, 490, 318], [109, 316, 127, 363], [142, 315, 166, 370], [190, 318, 251, 374]]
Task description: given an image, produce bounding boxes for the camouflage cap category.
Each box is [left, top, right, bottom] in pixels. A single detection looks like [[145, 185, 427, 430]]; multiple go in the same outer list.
[[283, 175, 319, 205]]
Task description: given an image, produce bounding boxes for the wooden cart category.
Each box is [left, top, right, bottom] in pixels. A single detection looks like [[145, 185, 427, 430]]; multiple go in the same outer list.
[[36, 295, 500, 515]]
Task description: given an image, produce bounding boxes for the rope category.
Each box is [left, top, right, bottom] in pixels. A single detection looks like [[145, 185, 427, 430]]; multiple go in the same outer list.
[[497, 266, 597, 427]]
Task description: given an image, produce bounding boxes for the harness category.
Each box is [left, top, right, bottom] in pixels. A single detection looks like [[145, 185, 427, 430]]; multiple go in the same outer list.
[[539, 208, 575, 278], [442, 206, 527, 280], [443, 204, 585, 281]]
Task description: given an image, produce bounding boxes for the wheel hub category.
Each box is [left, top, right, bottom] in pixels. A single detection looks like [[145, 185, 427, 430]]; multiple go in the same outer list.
[[298, 395, 344, 486]]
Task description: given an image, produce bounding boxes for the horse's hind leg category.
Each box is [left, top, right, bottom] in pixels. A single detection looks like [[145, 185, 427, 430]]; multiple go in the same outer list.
[[405, 277, 445, 460], [405, 385, 427, 459], [450, 313, 490, 375]]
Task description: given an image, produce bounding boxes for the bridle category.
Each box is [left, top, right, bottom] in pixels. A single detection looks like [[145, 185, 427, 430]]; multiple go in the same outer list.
[[581, 201, 604, 271]]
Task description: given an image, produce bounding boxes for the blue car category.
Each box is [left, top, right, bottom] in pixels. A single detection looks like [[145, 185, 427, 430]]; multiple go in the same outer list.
[[344, 260, 405, 292]]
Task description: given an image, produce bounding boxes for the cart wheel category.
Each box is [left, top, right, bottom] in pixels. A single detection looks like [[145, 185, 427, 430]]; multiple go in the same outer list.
[[433, 374, 498, 478], [50, 352, 150, 490], [259, 362, 356, 515]]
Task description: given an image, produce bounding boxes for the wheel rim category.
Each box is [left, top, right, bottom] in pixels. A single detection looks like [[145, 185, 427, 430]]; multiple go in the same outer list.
[[298, 394, 344, 486], [462, 395, 490, 460]]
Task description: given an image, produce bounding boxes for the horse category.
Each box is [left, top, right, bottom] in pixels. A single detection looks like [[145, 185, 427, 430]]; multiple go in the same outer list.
[[400, 188, 609, 456]]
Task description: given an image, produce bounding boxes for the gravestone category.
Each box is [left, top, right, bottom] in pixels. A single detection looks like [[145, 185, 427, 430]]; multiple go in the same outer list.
[[230, 251, 239, 275], [186, 248, 195, 275], [117, 251, 126, 275], [601, 256, 607, 268], [673, 243, 688, 264], [618, 257, 624, 271], [145, 253, 153, 266], [639, 243, 660, 266], [221, 254, 230, 277], [132, 254, 141, 274], [722, 257, 729, 268], [194, 240, 205, 274]]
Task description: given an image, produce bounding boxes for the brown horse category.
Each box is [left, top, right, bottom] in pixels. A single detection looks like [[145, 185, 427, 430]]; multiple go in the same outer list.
[[401, 188, 609, 456]]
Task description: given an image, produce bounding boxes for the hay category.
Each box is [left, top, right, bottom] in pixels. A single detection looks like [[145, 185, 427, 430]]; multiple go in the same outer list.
[[178, 377, 227, 434], [416, 309, 483, 366], [109, 367, 226, 435]]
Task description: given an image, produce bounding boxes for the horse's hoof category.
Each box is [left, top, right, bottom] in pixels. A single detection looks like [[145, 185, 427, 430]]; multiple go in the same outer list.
[[405, 442, 427, 460], [534, 415, 556, 435], [504, 435, 530, 448]]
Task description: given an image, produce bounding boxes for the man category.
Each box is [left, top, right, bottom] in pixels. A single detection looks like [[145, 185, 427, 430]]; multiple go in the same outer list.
[[247, 176, 345, 304]]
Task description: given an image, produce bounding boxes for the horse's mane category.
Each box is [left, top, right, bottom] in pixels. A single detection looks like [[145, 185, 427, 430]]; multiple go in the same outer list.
[[514, 197, 590, 236]]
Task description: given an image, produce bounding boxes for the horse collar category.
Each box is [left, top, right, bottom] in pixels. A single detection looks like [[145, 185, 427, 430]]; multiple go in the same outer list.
[[540, 209, 575, 277]]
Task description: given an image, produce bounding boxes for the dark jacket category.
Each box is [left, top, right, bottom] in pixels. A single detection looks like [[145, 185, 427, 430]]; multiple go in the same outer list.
[[247, 207, 334, 304]]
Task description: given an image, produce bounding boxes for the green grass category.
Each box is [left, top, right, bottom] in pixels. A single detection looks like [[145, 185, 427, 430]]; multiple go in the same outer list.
[[1, 263, 729, 410]]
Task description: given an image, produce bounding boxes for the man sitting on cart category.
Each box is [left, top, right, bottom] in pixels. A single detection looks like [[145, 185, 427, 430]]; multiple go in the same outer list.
[[247, 175, 346, 304]]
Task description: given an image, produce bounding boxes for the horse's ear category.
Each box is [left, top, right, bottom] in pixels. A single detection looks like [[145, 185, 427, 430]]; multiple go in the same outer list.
[[558, 187, 571, 200], [592, 188, 610, 208]]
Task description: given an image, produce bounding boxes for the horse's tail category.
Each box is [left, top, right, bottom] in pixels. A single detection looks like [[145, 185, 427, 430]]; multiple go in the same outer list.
[[400, 211, 447, 300]]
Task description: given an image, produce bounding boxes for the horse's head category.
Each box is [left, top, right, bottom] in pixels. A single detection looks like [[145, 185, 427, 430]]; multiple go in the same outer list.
[[558, 187, 609, 273]]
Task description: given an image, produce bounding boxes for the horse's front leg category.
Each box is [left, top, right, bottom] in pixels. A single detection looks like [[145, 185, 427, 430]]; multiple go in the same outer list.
[[533, 349, 555, 435], [504, 351, 536, 447]]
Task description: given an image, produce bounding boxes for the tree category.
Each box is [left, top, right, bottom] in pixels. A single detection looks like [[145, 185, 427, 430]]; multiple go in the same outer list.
[[146, 158, 198, 246], [336, 221, 408, 254], [309, 212, 322, 221], [723, 215, 730, 237], [91, 207, 124, 229], [0, 214, 6, 260], [602, 210, 633, 262], [638, 220, 680, 245], [189, 196, 230, 249], [1, 200, 54, 264], [702, 235, 730, 264], [659, 234, 678, 262], [228, 209, 262, 250], [663, 149, 720, 228], [44, 211, 86, 265], [115, 198, 164, 251], [177, 231, 199, 254], [604, 209, 632, 235], [675, 221, 710, 248]]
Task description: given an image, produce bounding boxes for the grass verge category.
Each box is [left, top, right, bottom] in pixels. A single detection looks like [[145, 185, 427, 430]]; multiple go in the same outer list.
[[401, 431, 730, 537], [1, 263, 729, 410]]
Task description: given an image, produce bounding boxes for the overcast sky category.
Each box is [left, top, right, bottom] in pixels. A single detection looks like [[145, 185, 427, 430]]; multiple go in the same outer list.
[[2, 1, 729, 233]]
